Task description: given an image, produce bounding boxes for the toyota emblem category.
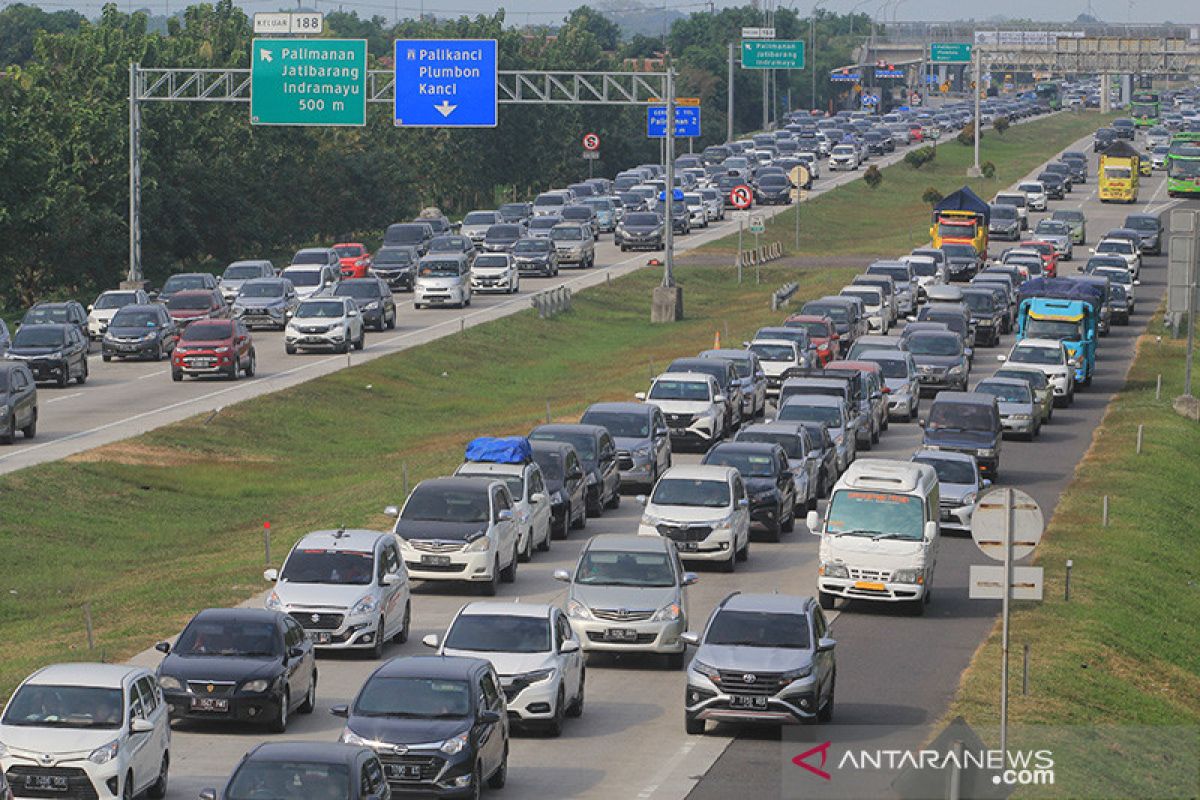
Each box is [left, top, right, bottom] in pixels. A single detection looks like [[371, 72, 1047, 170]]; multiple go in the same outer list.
[[392, 744, 408, 755], [311, 613, 320, 623], [742, 673, 757, 684], [618, 609, 629, 618], [39, 754, 53, 766]]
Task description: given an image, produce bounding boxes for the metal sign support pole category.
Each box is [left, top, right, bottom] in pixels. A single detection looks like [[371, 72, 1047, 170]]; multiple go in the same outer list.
[[128, 62, 143, 285], [663, 65, 676, 288], [971, 51, 982, 176], [1187, 280, 1195, 396], [737, 217, 744, 284], [727, 42, 735, 142], [1000, 487, 1013, 757]]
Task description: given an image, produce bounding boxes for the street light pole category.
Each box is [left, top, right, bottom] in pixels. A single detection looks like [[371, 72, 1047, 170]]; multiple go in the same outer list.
[[664, 64, 676, 289], [728, 41, 735, 142]]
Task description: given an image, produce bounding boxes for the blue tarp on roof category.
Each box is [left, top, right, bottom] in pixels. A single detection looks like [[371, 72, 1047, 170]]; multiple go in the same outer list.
[[465, 436, 533, 464], [1018, 277, 1104, 306], [933, 186, 991, 225]]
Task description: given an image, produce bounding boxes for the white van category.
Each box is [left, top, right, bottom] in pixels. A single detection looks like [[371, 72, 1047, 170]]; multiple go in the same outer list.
[[806, 459, 940, 615], [413, 254, 472, 309]]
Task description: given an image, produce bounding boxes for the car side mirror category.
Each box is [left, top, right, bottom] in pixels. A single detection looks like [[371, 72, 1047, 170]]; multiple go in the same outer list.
[[1134, 280, 1141, 286], [497, 509, 514, 522], [656, 426, 669, 437], [422, 634, 439, 649], [906, 315, 917, 323], [381, 573, 400, 587], [384, 505, 400, 518], [806, 510, 821, 533], [87, 304, 94, 311], [263, 568, 279, 582], [737, 497, 749, 508], [553, 569, 571, 583], [681, 631, 701, 647], [924, 520, 938, 542], [964, 347, 974, 359], [560, 638, 581, 654], [816, 637, 837, 653], [530, 492, 547, 504], [479, 709, 502, 725], [570, 469, 585, 481], [331, 704, 349, 718], [682, 572, 699, 586], [634, 391, 647, 401], [918, 418, 926, 428], [995, 354, 1007, 362], [200, 790, 218, 800], [154, 641, 170, 654], [636, 494, 648, 506], [982, 478, 993, 489]]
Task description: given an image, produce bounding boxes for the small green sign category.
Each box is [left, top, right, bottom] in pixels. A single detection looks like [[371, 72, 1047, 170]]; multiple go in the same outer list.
[[929, 42, 973, 64], [251, 38, 367, 126], [741, 40, 805, 70]]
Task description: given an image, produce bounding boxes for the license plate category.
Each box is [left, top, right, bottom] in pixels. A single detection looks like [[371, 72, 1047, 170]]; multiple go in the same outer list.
[[24, 775, 68, 792], [191, 697, 229, 712], [676, 541, 698, 552], [729, 694, 769, 710], [854, 581, 886, 591], [302, 337, 324, 344], [421, 554, 452, 566], [385, 764, 423, 781], [120, 344, 139, 352], [605, 628, 639, 641], [314, 632, 332, 644], [190, 358, 215, 366]]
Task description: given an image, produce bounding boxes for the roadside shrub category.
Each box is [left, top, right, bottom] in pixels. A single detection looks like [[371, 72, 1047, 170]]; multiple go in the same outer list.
[[922, 187, 944, 206], [863, 165, 883, 189], [957, 123, 981, 146], [904, 146, 937, 169], [981, 161, 996, 179], [993, 115, 1010, 135]]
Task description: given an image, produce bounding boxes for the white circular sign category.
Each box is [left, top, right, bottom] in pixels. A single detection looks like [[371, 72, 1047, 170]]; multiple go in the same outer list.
[[970, 488, 1045, 562], [730, 184, 754, 209], [582, 132, 600, 151]]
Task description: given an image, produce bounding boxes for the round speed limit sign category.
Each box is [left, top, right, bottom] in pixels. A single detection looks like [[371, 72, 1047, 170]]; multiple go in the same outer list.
[[730, 184, 754, 209], [582, 132, 601, 151]]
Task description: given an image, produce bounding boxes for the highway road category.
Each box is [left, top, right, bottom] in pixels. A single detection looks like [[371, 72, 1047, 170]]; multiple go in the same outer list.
[[116, 137, 1191, 799], [0, 139, 927, 478]]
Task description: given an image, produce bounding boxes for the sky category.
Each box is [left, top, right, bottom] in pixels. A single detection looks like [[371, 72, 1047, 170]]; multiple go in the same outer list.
[[13, 0, 1199, 26]]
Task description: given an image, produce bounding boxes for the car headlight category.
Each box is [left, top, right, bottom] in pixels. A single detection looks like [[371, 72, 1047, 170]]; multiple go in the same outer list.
[[651, 602, 682, 622], [962, 492, 977, 507], [341, 728, 368, 746], [690, 659, 720, 681], [0, 405, 8, 418], [265, 591, 283, 611], [977, 448, 997, 457], [88, 740, 120, 765], [751, 489, 776, 503], [364, 302, 380, 310], [820, 562, 849, 579], [1010, 414, 1033, 420], [213, 346, 230, 354], [891, 568, 923, 584], [515, 668, 556, 684], [948, 364, 966, 375], [440, 732, 469, 755], [632, 446, 651, 460], [241, 679, 271, 693], [140, 332, 157, 341], [231, 304, 244, 315], [566, 598, 591, 620], [351, 594, 379, 616], [157, 675, 183, 691], [780, 665, 813, 683], [712, 514, 736, 531], [640, 512, 664, 527], [463, 532, 491, 553]]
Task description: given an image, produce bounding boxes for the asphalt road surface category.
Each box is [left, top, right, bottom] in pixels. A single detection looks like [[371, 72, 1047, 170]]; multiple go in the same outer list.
[[116, 138, 1192, 799]]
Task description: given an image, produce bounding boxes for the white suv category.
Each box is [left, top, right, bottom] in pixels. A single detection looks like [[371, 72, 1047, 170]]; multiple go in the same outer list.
[[636, 371, 726, 450], [747, 339, 805, 398], [264, 529, 411, 658], [454, 460, 553, 562], [385, 477, 519, 596], [637, 464, 751, 571], [0, 663, 171, 800], [280, 264, 339, 300], [829, 144, 860, 171], [470, 253, 520, 294], [999, 338, 1076, 406], [285, 296, 364, 354], [87, 289, 149, 340]]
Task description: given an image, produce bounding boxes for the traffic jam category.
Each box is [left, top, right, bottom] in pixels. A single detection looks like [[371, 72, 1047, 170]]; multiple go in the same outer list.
[[0, 90, 1176, 800]]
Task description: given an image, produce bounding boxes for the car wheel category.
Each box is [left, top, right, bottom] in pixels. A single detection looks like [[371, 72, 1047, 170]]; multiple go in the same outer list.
[[146, 752, 169, 799], [665, 650, 685, 670], [354, 330, 365, 351], [299, 671, 317, 714], [285, 343, 297, 355], [685, 714, 706, 735], [370, 618, 386, 659], [537, 524, 551, 552], [244, 350, 256, 378], [605, 486, 620, 510], [487, 747, 508, 789], [122, 772, 134, 800], [56, 367, 69, 388], [586, 487, 603, 518], [817, 674, 836, 723], [765, 510, 782, 543], [150, 344, 162, 362], [518, 529, 533, 563], [818, 591, 836, 610], [102, 353, 111, 362], [394, 601, 411, 644], [0, 416, 14, 445], [546, 687, 566, 737], [722, 548, 738, 572], [269, 689, 289, 733], [479, 560, 499, 596], [171, 368, 183, 382], [571, 501, 587, 531], [782, 502, 795, 533], [566, 668, 585, 718], [501, 546, 518, 583], [21, 411, 37, 440], [227, 355, 239, 380]]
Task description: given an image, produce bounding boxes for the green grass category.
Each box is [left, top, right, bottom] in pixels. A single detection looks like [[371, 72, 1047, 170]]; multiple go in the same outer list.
[[945, 309, 1200, 797], [700, 111, 1118, 257]]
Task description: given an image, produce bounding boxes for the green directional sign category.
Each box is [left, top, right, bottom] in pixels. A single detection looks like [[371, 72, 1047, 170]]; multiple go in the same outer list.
[[741, 40, 805, 70], [929, 42, 973, 64], [251, 38, 367, 126]]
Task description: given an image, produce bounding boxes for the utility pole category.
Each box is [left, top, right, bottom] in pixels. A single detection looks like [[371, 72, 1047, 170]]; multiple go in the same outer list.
[[969, 49, 982, 176], [127, 62, 143, 287], [728, 41, 735, 142], [652, 62, 684, 322], [810, 12, 817, 109]]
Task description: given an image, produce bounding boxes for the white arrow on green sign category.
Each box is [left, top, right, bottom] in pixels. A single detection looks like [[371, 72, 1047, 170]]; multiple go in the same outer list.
[[741, 40, 805, 70], [251, 38, 367, 126]]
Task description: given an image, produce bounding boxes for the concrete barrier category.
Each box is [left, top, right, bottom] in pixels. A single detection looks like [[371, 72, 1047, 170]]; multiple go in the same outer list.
[[530, 285, 573, 319]]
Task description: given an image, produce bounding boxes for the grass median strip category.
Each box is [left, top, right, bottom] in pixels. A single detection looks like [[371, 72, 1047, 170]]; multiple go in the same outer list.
[[944, 310, 1200, 796], [700, 111, 1116, 257]]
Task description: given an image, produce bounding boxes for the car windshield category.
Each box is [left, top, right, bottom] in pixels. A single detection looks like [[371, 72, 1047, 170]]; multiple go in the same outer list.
[[457, 470, 523, 501], [376, 249, 414, 265], [1010, 346, 1063, 365], [513, 240, 549, 255], [826, 489, 924, 540], [908, 335, 960, 356], [334, 283, 380, 299], [1024, 318, 1083, 340], [419, 261, 462, 278], [429, 237, 468, 252], [1018, 184, 1043, 193], [651, 478, 730, 508], [977, 382, 1030, 403], [551, 227, 584, 241], [463, 212, 497, 225], [913, 456, 976, 485], [992, 207, 1016, 219], [804, 305, 848, 325], [575, 550, 676, 587], [167, 294, 212, 310], [223, 265, 265, 281], [649, 380, 710, 401], [780, 320, 825, 340], [749, 343, 795, 362], [777, 402, 841, 426], [333, 246, 364, 258], [180, 322, 231, 341], [295, 301, 345, 319], [500, 203, 529, 217], [293, 250, 332, 265], [174, 620, 280, 657], [532, 452, 564, 481], [280, 548, 374, 585], [486, 226, 521, 240], [12, 327, 65, 348], [704, 611, 810, 649], [110, 310, 158, 328], [738, 431, 802, 458], [928, 402, 994, 430], [2, 685, 124, 730], [282, 269, 321, 287], [941, 244, 976, 259], [240, 283, 283, 299], [872, 358, 909, 378], [163, 275, 208, 291], [1125, 218, 1157, 231], [402, 487, 490, 524], [1037, 221, 1068, 234], [705, 451, 776, 477], [23, 307, 69, 324], [474, 256, 509, 269], [530, 431, 595, 461], [997, 369, 1047, 389], [355, 677, 471, 718], [581, 411, 649, 438], [94, 293, 136, 310], [962, 293, 994, 312], [1096, 268, 1131, 285], [227, 762, 350, 800], [444, 614, 550, 654], [625, 213, 659, 226], [535, 195, 565, 207], [387, 226, 426, 243]]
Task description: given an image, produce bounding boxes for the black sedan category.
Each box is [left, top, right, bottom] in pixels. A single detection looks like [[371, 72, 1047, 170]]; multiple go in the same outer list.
[[333, 655, 508, 798], [530, 439, 588, 537], [0, 361, 38, 443], [21, 301, 89, 344], [200, 742, 391, 800], [156, 607, 317, 733], [755, 174, 793, 205], [101, 303, 179, 361], [335, 277, 397, 331], [6, 323, 88, 386], [702, 442, 797, 540], [372, 246, 418, 291], [615, 211, 664, 252], [511, 238, 559, 276]]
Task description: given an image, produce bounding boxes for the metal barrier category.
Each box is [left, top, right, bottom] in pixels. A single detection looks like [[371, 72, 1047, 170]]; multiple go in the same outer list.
[[531, 285, 573, 319], [770, 282, 799, 311], [736, 241, 785, 268]]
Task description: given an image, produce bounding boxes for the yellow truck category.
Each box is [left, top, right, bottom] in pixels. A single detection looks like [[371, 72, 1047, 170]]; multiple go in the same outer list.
[[1098, 141, 1141, 203], [929, 187, 990, 256]]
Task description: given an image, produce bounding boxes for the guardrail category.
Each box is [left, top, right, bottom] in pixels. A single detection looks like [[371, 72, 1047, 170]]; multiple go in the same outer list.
[[531, 285, 573, 318], [770, 281, 799, 311], [736, 241, 785, 269]]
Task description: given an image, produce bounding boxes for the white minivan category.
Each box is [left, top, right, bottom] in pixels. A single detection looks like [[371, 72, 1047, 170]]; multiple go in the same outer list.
[[414, 254, 472, 309], [807, 459, 940, 615]]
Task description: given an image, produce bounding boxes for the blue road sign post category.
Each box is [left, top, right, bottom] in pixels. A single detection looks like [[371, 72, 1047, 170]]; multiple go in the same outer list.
[[394, 39, 497, 127], [647, 106, 700, 138]]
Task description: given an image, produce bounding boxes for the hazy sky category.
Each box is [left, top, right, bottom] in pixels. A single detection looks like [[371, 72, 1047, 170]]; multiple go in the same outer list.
[[16, 0, 1198, 26]]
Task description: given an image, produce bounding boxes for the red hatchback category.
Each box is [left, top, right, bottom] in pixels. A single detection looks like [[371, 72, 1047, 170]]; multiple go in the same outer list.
[[171, 319, 256, 381], [782, 314, 839, 365], [334, 242, 373, 279], [166, 289, 228, 328], [1019, 240, 1060, 277]]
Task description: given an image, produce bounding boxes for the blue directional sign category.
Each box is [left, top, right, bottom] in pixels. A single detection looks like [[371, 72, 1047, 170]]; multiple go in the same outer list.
[[394, 39, 497, 127], [830, 71, 861, 82], [875, 67, 904, 79], [647, 106, 701, 138]]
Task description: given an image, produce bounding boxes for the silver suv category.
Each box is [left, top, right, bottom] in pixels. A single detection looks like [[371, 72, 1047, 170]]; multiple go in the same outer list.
[[549, 223, 596, 268], [682, 592, 836, 733]]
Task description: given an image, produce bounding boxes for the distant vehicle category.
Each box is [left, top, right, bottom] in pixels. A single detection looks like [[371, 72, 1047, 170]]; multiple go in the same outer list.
[[101, 304, 178, 362], [413, 254, 472, 310], [462, 210, 503, 243], [528, 424, 621, 517], [511, 238, 559, 276], [289, 247, 341, 274], [333, 242, 373, 279], [911, 449, 988, 532], [165, 289, 228, 329], [581, 401, 672, 490], [284, 296, 365, 354], [218, 260, 275, 304], [280, 264, 340, 300], [371, 245, 419, 291], [231, 278, 298, 330], [615, 212, 664, 252], [334, 277, 398, 330], [470, 253, 520, 294], [550, 223, 596, 268], [701, 442, 797, 541], [158, 271, 219, 304], [21, 301, 89, 343], [198, 743, 390, 800], [86, 289, 151, 339], [383, 222, 435, 254], [920, 392, 1003, 477], [0, 361, 37, 444], [171, 319, 256, 382], [6, 322, 88, 386], [529, 440, 589, 538]]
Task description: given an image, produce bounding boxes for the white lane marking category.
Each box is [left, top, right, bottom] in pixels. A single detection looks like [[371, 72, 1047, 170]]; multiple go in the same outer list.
[[637, 739, 700, 799], [137, 371, 165, 380], [45, 392, 83, 404]]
